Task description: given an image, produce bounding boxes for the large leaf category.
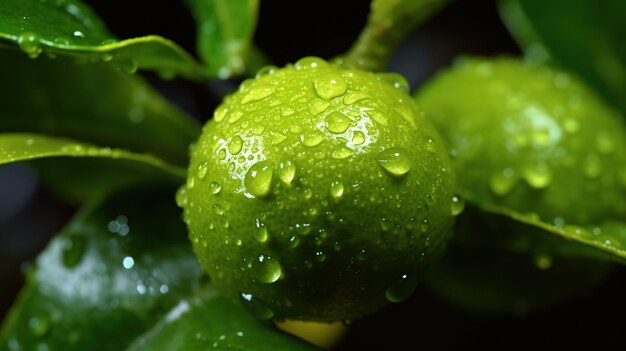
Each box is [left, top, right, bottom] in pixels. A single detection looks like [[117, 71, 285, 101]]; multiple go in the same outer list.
[[499, 0, 626, 113], [340, 0, 452, 71], [0, 49, 200, 167], [426, 205, 614, 315], [0, 187, 205, 351], [127, 289, 320, 351], [184, 0, 264, 78], [0, 133, 186, 201], [0, 0, 206, 79]]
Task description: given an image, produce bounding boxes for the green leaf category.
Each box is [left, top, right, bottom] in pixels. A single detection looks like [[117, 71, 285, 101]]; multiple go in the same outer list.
[[340, 0, 452, 72], [185, 0, 265, 78], [499, 0, 626, 113], [0, 49, 200, 167], [0, 0, 206, 79], [127, 289, 320, 351], [474, 199, 626, 262], [0, 186, 205, 351], [0, 133, 186, 180], [426, 205, 613, 315]]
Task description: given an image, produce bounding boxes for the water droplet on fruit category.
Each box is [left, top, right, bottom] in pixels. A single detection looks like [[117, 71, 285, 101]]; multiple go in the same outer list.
[[352, 131, 366, 145], [255, 219, 269, 243], [308, 99, 330, 115], [450, 194, 465, 216], [240, 293, 274, 319], [295, 56, 328, 70], [385, 274, 417, 302], [367, 110, 388, 125], [212, 204, 224, 215], [325, 112, 351, 134], [314, 74, 348, 100], [376, 148, 411, 177], [252, 255, 282, 283], [301, 130, 324, 147], [209, 182, 222, 194], [214, 106, 228, 122], [245, 161, 273, 197], [242, 85, 275, 104], [330, 181, 344, 199], [255, 65, 278, 78], [522, 162, 552, 188], [175, 186, 188, 207], [228, 136, 243, 155], [332, 146, 353, 159], [197, 161, 208, 180], [277, 159, 296, 184], [17, 32, 41, 58]]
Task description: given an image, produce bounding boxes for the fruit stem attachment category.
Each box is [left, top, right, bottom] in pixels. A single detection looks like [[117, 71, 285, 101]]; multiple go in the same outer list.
[[340, 0, 451, 72]]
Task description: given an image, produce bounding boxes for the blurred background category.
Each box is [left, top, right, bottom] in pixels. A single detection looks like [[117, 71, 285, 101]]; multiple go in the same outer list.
[[1, 0, 625, 349]]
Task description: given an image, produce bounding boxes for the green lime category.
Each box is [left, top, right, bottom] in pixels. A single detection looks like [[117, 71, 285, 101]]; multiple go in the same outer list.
[[416, 57, 626, 226], [180, 57, 457, 322]]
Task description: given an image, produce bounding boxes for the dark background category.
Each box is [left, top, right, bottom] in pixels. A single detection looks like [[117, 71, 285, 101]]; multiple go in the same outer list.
[[1, 0, 625, 349]]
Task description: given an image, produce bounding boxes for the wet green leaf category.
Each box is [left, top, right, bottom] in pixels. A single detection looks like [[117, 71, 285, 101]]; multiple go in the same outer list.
[[127, 289, 320, 351], [427, 206, 613, 315], [499, 0, 626, 113], [0, 49, 200, 167], [0, 133, 186, 180], [0, 0, 206, 79], [341, 0, 452, 71], [184, 0, 265, 78], [0, 187, 205, 351]]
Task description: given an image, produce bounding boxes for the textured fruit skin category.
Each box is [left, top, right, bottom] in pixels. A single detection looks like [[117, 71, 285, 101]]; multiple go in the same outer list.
[[416, 57, 626, 226], [181, 57, 455, 321]]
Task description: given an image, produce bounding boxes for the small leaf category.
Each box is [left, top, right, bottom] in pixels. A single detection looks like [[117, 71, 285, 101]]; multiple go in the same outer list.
[[0, 50, 200, 167], [499, 0, 626, 113], [0, 0, 206, 79], [127, 289, 320, 351], [426, 205, 613, 315], [185, 0, 265, 78], [0, 187, 205, 351], [0, 133, 186, 181], [340, 0, 452, 72]]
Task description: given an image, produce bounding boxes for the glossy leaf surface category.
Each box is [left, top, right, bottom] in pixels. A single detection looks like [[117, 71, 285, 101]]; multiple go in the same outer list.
[[0, 0, 206, 79], [127, 289, 320, 351], [0, 187, 204, 351]]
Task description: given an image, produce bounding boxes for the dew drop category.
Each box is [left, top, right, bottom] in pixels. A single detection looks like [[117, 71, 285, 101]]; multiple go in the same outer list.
[[301, 130, 324, 147], [241, 85, 276, 104], [376, 147, 411, 177], [489, 168, 517, 195], [228, 136, 243, 155], [217, 149, 227, 160], [385, 274, 418, 303], [252, 255, 282, 283], [450, 194, 465, 216], [240, 293, 274, 319], [522, 162, 552, 189], [277, 159, 296, 184], [424, 137, 436, 154], [214, 106, 228, 122], [212, 204, 224, 215], [314, 74, 348, 100], [209, 181, 222, 194], [367, 110, 388, 125], [255, 65, 278, 78], [351, 131, 366, 145], [228, 111, 244, 123], [175, 186, 188, 207], [330, 181, 344, 199], [255, 219, 269, 243], [308, 99, 331, 115], [197, 161, 208, 180], [295, 56, 328, 70], [245, 161, 274, 197], [325, 111, 351, 134], [17, 32, 41, 58], [332, 146, 353, 159], [343, 92, 369, 105]]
